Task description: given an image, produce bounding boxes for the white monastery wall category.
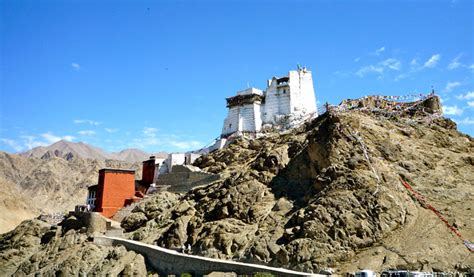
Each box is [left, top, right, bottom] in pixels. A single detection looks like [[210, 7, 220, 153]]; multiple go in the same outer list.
[[222, 88, 263, 136], [253, 103, 262, 132], [240, 103, 260, 132], [290, 70, 317, 116], [218, 67, 317, 142], [164, 153, 186, 173], [222, 107, 240, 135], [262, 82, 291, 124]]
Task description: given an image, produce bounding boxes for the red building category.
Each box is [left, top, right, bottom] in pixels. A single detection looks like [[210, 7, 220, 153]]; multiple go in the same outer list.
[[87, 168, 136, 218]]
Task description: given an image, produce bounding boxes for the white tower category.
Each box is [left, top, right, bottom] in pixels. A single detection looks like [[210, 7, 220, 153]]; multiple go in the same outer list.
[[221, 88, 264, 137], [262, 67, 317, 124], [219, 67, 317, 139]]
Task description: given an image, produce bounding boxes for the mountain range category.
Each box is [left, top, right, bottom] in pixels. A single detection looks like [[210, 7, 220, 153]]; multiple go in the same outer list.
[[0, 140, 167, 233], [19, 140, 165, 163]]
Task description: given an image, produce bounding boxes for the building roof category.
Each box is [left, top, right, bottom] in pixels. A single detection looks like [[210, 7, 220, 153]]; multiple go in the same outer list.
[[226, 94, 264, 108], [88, 184, 98, 190], [99, 168, 135, 173]]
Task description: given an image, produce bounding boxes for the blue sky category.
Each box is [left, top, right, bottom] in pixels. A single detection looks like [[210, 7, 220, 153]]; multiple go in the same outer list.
[[1, 0, 473, 154]]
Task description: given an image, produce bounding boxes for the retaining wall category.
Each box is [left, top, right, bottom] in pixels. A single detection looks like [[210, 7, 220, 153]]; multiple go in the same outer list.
[[156, 171, 220, 193], [94, 236, 323, 277]]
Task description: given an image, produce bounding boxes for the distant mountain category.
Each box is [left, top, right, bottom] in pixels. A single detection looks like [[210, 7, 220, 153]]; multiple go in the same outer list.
[[114, 148, 151, 163], [20, 140, 157, 163], [21, 140, 113, 160], [0, 151, 142, 233], [0, 140, 165, 232]]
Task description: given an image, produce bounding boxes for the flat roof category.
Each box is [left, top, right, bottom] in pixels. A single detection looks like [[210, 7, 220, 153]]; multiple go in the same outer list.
[[99, 168, 135, 173]]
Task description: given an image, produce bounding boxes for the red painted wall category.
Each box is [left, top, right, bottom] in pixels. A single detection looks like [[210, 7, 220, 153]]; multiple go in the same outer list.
[[94, 169, 135, 218]]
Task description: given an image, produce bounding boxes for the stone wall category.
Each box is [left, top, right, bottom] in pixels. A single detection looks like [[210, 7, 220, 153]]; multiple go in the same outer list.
[[94, 236, 323, 277], [156, 171, 220, 193]]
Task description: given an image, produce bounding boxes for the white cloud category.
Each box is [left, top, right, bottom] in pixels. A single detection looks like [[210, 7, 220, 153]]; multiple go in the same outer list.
[[130, 127, 203, 151], [447, 54, 462, 70], [169, 140, 202, 150], [467, 101, 474, 108], [41, 132, 75, 144], [374, 46, 385, 56], [457, 117, 474, 125], [356, 58, 401, 77], [0, 139, 24, 152], [132, 127, 160, 146], [143, 127, 158, 136], [395, 58, 422, 80], [20, 135, 48, 149], [380, 58, 401, 70], [63, 135, 75, 141], [105, 128, 118, 133], [8, 133, 74, 152], [356, 65, 384, 77], [443, 105, 463, 116], [443, 81, 461, 93], [71, 63, 81, 70], [73, 119, 100, 126], [456, 91, 474, 100], [423, 54, 441, 68], [394, 73, 409, 82], [78, 130, 96, 136]]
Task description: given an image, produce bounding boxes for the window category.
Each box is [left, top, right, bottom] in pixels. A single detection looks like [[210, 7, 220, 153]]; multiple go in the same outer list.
[[229, 123, 232, 128], [87, 190, 96, 206]]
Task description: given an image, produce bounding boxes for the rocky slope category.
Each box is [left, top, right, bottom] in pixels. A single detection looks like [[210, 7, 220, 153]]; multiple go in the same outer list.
[[1, 96, 472, 275], [0, 220, 147, 276], [121, 97, 473, 273], [0, 152, 141, 233]]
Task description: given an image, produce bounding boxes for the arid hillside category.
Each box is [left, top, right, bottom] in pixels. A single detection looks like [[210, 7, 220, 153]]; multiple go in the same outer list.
[[0, 152, 141, 233], [122, 96, 473, 273], [1, 96, 472, 275]]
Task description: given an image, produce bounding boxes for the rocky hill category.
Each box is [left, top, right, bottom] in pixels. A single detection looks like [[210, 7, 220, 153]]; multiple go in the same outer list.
[[21, 140, 152, 163], [121, 96, 473, 273], [0, 152, 142, 233], [1, 96, 472, 275], [0, 220, 146, 276]]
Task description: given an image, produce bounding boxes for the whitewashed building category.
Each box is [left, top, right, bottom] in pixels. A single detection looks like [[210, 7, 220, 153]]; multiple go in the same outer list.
[[221, 67, 317, 138]]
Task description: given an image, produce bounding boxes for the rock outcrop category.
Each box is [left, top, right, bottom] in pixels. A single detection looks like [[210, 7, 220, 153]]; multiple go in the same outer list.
[[122, 96, 473, 273], [0, 219, 147, 276], [2, 96, 473, 274]]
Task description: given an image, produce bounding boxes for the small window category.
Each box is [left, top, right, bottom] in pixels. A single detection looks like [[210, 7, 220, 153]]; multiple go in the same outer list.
[[283, 89, 286, 94], [229, 123, 232, 128]]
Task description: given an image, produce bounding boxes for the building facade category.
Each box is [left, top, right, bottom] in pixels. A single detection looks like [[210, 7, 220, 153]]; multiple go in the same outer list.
[[221, 67, 317, 137], [88, 168, 136, 218]]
